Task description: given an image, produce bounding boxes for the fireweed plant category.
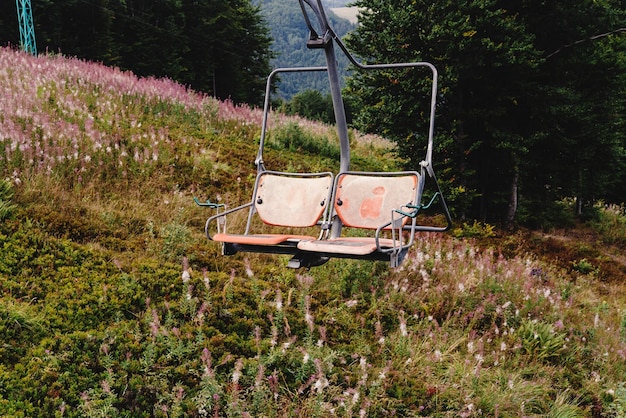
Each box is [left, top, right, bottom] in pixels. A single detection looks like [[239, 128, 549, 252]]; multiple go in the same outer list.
[[0, 47, 625, 416]]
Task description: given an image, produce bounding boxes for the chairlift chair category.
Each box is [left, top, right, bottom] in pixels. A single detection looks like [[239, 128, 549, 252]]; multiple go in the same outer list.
[[196, 0, 452, 268]]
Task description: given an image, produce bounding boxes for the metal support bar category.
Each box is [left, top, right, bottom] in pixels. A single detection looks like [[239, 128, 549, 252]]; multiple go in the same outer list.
[[16, 0, 37, 56], [196, 0, 452, 269], [256, 66, 328, 172]]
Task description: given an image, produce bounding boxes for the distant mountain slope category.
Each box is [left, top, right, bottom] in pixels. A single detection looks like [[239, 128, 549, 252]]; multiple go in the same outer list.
[[322, 0, 352, 6], [259, 0, 356, 99], [330, 7, 359, 24]]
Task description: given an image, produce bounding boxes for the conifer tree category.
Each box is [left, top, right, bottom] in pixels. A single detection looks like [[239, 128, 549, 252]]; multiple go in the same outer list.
[[346, 0, 626, 224]]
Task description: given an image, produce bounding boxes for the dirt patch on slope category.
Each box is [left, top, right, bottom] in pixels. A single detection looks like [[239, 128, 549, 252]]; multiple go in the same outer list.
[[519, 227, 626, 282]]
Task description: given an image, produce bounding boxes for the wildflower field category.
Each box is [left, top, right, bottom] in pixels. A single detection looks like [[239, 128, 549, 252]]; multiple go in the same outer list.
[[1, 47, 625, 417]]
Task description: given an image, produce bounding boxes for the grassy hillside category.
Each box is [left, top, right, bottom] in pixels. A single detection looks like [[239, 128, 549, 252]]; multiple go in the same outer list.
[[1, 47, 625, 417]]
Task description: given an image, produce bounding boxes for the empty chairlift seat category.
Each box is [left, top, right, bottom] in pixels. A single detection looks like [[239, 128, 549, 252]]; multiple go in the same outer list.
[[197, 0, 452, 269], [296, 171, 421, 267], [205, 171, 333, 255]]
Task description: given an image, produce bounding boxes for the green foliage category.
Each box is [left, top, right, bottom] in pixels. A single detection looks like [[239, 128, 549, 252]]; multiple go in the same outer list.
[[268, 122, 340, 160], [516, 319, 568, 364], [517, 198, 577, 230], [157, 210, 193, 263], [0, 179, 16, 221], [281, 90, 335, 124], [607, 383, 626, 417], [0, 299, 47, 365], [452, 220, 496, 239], [346, 0, 626, 223], [445, 184, 480, 220], [571, 258, 597, 275], [590, 203, 626, 246]]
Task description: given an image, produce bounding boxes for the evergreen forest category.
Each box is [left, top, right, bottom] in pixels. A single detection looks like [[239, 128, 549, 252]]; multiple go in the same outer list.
[[346, 0, 626, 225]]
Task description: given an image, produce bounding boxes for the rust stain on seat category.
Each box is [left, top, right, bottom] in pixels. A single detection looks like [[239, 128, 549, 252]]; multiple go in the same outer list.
[[359, 186, 385, 219], [334, 172, 418, 229]]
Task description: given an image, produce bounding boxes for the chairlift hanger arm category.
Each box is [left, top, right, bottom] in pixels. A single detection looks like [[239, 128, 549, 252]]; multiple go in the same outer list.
[[333, 39, 439, 169], [298, 0, 350, 178], [297, 0, 438, 168], [298, 0, 332, 47], [196, 1, 452, 270]]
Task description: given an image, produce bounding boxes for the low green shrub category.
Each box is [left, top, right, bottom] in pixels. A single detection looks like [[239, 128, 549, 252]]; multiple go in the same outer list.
[[269, 123, 340, 160], [590, 203, 626, 246], [452, 220, 496, 238], [607, 383, 626, 417], [571, 258, 598, 275], [517, 198, 576, 230], [0, 179, 16, 221], [516, 319, 568, 365]]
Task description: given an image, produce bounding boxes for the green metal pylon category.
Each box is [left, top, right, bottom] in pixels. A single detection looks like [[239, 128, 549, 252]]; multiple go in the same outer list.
[[16, 0, 37, 56]]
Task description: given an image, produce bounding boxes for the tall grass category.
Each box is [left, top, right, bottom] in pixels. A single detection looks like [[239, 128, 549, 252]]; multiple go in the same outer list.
[[0, 47, 390, 193], [0, 47, 625, 417]]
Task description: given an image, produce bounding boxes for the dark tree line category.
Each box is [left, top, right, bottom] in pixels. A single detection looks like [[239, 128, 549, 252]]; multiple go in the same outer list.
[[1, 0, 273, 105], [345, 0, 626, 226]]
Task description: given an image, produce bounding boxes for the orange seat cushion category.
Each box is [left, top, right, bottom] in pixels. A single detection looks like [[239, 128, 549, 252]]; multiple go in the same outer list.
[[297, 237, 403, 255], [213, 233, 316, 246]]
